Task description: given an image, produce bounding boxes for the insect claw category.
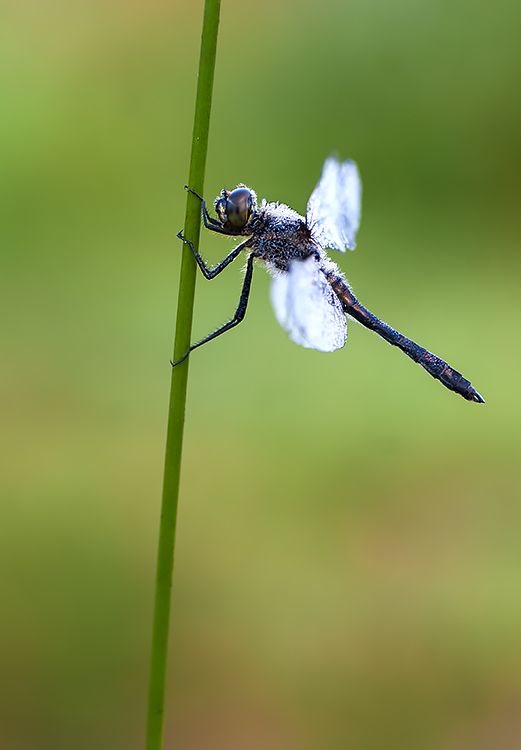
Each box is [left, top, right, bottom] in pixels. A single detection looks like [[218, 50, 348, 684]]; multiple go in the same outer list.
[[170, 352, 190, 368], [184, 185, 204, 201]]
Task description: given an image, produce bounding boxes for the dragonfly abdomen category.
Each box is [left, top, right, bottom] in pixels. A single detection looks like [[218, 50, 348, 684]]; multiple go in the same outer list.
[[325, 272, 484, 403]]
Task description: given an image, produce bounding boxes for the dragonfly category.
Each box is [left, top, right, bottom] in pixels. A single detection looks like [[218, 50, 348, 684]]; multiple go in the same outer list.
[[174, 156, 484, 403]]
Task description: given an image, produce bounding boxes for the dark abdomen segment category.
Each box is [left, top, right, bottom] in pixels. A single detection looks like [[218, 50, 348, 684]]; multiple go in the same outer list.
[[327, 274, 484, 403]]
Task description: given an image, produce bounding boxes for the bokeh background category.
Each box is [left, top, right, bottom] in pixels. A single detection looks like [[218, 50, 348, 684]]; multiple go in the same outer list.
[[2, 0, 521, 748]]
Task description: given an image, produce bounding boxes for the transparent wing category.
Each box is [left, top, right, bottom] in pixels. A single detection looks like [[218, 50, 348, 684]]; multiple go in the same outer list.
[[270, 257, 347, 352], [306, 156, 362, 251]]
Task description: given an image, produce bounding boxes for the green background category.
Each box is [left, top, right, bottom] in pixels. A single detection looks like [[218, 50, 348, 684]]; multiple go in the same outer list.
[[2, 1, 520, 748]]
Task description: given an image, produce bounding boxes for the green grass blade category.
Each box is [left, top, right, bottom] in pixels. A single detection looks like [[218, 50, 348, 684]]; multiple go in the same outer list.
[[145, 1, 221, 748]]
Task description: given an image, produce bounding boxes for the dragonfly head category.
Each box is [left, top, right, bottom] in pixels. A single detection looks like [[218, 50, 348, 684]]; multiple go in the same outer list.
[[215, 185, 257, 229]]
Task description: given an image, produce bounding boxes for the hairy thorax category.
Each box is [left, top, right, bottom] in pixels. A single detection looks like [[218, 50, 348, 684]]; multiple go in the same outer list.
[[247, 201, 319, 272]]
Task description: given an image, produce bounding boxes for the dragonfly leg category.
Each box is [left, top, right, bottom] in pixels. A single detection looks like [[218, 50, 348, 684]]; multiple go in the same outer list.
[[176, 231, 249, 279], [171, 253, 255, 368], [184, 185, 236, 235]]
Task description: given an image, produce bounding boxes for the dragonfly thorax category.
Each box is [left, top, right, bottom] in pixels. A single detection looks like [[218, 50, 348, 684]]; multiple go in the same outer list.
[[248, 201, 319, 272]]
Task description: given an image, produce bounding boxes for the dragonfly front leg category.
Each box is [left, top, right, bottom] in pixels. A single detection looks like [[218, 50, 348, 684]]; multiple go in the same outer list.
[[177, 231, 249, 280], [184, 185, 233, 235], [171, 253, 255, 368]]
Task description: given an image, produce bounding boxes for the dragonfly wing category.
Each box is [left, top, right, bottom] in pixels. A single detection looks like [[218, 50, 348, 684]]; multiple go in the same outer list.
[[306, 156, 362, 251], [270, 257, 347, 352]]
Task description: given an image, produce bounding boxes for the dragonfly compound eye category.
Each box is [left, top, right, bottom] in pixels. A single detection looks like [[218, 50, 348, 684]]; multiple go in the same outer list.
[[224, 187, 256, 228]]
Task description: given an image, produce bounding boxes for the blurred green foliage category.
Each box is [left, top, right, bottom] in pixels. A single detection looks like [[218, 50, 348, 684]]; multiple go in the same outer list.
[[1, 1, 520, 748]]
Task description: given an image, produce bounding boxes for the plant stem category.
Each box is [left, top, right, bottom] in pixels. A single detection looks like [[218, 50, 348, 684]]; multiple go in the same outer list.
[[145, 1, 221, 748]]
